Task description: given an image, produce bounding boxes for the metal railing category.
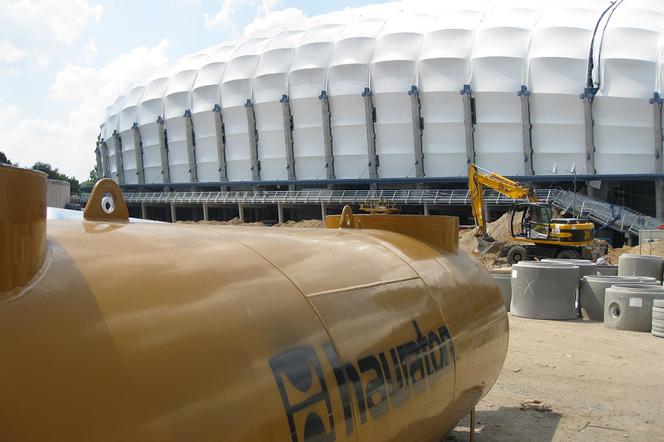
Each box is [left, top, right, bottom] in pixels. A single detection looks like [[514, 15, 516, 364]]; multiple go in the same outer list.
[[82, 188, 559, 206], [81, 187, 657, 235], [551, 190, 660, 236]]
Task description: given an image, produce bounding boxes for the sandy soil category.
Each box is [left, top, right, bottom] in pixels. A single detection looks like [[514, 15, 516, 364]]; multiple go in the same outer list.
[[448, 316, 664, 441]]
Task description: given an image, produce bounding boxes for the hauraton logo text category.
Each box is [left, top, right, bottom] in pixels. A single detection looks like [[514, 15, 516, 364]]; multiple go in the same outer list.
[[269, 320, 455, 442]]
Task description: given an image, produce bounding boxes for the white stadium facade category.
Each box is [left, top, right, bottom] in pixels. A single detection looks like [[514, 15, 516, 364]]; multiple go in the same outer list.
[[94, 0, 664, 230]]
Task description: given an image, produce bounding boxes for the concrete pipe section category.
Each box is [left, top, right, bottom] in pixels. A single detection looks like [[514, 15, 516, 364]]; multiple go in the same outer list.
[[541, 259, 597, 280], [490, 270, 511, 312], [579, 276, 659, 321], [596, 265, 618, 276], [653, 299, 664, 338], [604, 285, 664, 332], [511, 262, 579, 320], [618, 254, 664, 281]]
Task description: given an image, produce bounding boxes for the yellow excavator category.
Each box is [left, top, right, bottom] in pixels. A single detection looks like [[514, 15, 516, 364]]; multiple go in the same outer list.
[[469, 164, 595, 264]]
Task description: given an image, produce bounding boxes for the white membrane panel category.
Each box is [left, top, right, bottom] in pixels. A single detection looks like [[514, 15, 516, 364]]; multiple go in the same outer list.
[[527, 1, 609, 175], [418, 8, 486, 178], [328, 18, 385, 179], [191, 43, 241, 182], [221, 37, 271, 181], [289, 23, 345, 180], [253, 30, 304, 180], [163, 53, 209, 183], [137, 75, 170, 183], [371, 12, 433, 178], [594, 2, 664, 174], [471, 3, 545, 176], [118, 85, 146, 184], [99, 0, 664, 185], [104, 95, 125, 181]]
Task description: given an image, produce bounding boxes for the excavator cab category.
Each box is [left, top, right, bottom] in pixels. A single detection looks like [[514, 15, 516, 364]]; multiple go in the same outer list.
[[511, 203, 553, 241]]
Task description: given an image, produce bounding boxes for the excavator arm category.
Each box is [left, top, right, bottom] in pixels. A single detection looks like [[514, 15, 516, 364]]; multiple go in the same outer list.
[[468, 164, 538, 253]]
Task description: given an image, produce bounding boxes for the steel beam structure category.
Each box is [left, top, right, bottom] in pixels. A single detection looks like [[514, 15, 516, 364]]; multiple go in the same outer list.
[[244, 100, 260, 181], [518, 86, 534, 175], [184, 110, 198, 183], [132, 123, 146, 184], [280, 95, 296, 180], [319, 90, 335, 179], [362, 87, 378, 180], [408, 85, 425, 178], [460, 84, 476, 167], [158, 116, 171, 184]]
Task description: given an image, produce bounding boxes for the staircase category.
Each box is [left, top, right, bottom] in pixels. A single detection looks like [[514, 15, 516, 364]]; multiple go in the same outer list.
[[551, 190, 660, 236]]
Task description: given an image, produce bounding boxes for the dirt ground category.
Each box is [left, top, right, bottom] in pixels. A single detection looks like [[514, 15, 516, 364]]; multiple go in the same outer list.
[[449, 316, 664, 442]]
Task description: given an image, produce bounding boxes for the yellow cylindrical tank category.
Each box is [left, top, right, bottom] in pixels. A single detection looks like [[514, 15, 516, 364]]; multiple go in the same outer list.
[[0, 170, 508, 442]]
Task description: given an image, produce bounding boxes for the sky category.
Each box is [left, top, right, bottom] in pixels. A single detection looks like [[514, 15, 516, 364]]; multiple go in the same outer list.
[[0, 0, 386, 180]]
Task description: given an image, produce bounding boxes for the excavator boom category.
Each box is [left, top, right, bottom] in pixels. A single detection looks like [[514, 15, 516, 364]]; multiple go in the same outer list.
[[468, 164, 538, 254]]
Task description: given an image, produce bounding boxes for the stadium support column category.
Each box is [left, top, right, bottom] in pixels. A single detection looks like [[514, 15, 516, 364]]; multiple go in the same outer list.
[[321, 202, 326, 221], [158, 116, 171, 184], [580, 87, 598, 176], [213, 105, 228, 182], [460, 84, 476, 168], [319, 90, 335, 180], [245, 99, 260, 181], [132, 123, 145, 184], [409, 86, 424, 178], [277, 203, 284, 224], [362, 87, 378, 184], [141, 203, 147, 219], [112, 131, 125, 185], [280, 95, 296, 181], [202, 203, 209, 221], [170, 204, 177, 223], [94, 140, 103, 180], [518, 86, 534, 175], [651, 92, 664, 220], [99, 140, 110, 178], [238, 203, 245, 222], [184, 110, 198, 183]]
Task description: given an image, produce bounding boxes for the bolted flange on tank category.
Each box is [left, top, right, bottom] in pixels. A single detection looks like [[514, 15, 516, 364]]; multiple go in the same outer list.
[[0, 165, 47, 295]]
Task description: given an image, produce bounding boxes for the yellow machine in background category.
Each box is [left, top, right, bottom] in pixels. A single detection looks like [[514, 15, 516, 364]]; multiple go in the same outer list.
[[469, 164, 595, 263], [0, 165, 507, 441]]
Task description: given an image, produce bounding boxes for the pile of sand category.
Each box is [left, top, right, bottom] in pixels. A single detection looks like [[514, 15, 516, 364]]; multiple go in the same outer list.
[[458, 212, 514, 269], [608, 239, 664, 264], [459, 212, 513, 254]]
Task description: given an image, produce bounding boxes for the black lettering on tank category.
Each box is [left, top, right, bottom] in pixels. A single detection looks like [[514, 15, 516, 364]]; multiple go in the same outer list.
[[358, 355, 388, 418], [412, 320, 433, 376], [269, 320, 456, 440], [269, 346, 335, 442], [397, 340, 426, 394], [379, 350, 408, 408], [344, 362, 368, 424], [427, 330, 445, 372], [322, 341, 354, 436], [438, 326, 456, 368]]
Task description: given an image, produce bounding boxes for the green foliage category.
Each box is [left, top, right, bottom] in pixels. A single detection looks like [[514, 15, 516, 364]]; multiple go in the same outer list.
[[0, 151, 15, 165], [31, 162, 80, 194], [80, 165, 99, 189]]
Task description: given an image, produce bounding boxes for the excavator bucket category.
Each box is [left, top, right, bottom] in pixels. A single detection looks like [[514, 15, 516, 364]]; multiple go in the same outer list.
[[476, 235, 502, 255]]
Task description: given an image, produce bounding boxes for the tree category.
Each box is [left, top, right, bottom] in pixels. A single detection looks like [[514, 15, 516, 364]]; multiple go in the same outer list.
[[31, 162, 80, 194], [0, 151, 14, 165], [80, 165, 99, 188]]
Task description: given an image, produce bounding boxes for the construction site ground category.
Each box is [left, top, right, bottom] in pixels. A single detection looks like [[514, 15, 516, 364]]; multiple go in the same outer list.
[[448, 315, 664, 442]]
